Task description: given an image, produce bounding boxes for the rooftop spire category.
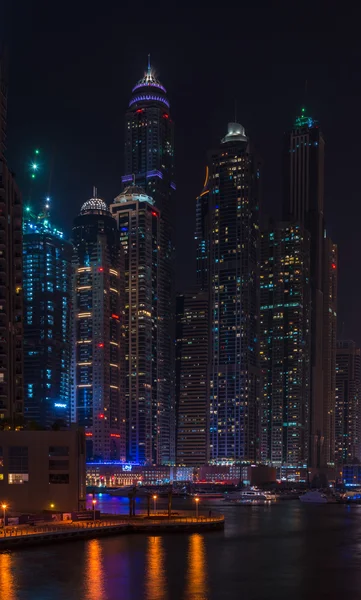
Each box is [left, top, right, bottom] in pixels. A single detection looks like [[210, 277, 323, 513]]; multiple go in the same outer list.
[[147, 53, 151, 73]]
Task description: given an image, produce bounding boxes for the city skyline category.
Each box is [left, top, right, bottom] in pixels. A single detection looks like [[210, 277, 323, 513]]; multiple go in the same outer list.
[[4, 5, 360, 347]]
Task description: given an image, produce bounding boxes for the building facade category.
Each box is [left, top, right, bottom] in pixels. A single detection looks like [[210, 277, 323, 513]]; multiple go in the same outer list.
[[110, 185, 161, 465], [123, 62, 175, 463], [23, 208, 72, 427], [322, 237, 338, 466], [260, 222, 310, 468], [72, 194, 125, 461], [204, 122, 261, 461], [0, 428, 86, 512], [335, 341, 361, 465], [0, 57, 23, 426], [283, 108, 337, 467], [176, 290, 209, 466]]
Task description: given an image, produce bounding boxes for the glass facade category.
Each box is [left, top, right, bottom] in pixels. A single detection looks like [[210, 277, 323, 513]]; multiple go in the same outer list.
[[205, 123, 261, 461], [23, 213, 72, 427], [260, 222, 310, 467]]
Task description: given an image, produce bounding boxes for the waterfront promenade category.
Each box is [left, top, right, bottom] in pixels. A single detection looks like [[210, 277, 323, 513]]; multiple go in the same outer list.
[[0, 513, 224, 550]]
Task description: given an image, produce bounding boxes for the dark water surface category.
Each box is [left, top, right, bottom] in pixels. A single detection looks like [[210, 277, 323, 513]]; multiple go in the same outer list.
[[2, 496, 361, 599]]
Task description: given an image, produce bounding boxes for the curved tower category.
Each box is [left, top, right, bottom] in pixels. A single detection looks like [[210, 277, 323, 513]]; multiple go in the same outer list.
[[72, 192, 124, 461], [124, 61, 175, 464]]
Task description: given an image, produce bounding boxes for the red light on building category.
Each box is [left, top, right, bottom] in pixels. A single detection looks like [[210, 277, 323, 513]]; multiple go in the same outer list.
[[85, 432, 93, 437], [152, 211, 158, 217], [98, 343, 104, 348], [98, 267, 104, 272], [111, 314, 119, 320], [110, 433, 120, 438], [332, 263, 336, 270], [99, 413, 104, 419], [136, 108, 144, 114], [163, 113, 169, 119]]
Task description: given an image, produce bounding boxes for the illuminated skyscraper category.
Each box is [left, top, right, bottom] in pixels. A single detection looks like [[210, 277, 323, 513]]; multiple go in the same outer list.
[[335, 341, 361, 464], [0, 57, 23, 425], [72, 193, 125, 461], [110, 185, 161, 465], [283, 108, 337, 467], [23, 204, 72, 427], [260, 222, 310, 468], [123, 61, 175, 463], [205, 122, 261, 461], [176, 290, 209, 465]]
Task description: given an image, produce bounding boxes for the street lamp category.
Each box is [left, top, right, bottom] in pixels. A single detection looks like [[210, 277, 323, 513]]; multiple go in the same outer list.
[[195, 497, 199, 519], [92, 499, 97, 522], [50, 503, 55, 510], [2, 504, 7, 536], [153, 495, 157, 515]]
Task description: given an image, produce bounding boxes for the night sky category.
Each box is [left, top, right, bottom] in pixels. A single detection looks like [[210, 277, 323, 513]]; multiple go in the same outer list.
[[2, 2, 360, 342]]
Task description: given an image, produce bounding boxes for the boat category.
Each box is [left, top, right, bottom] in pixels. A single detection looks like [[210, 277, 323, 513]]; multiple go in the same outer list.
[[225, 491, 271, 506], [299, 490, 328, 504], [190, 492, 224, 499]]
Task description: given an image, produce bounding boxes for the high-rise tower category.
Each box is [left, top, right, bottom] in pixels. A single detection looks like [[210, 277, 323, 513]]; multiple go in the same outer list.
[[72, 193, 125, 461], [335, 341, 361, 464], [124, 60, 175, 463], [0, 57, 23, 426], [110, 185, 161, 465], [176, 290, 209, 465], [23, 203, 72, 427], [283, 108, 337, 468], [206, 122, 261, 461], [260, 222, 310, 468]]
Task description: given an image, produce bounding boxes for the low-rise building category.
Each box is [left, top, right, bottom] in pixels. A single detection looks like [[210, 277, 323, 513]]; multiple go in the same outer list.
[[0, 428, 86, 512]]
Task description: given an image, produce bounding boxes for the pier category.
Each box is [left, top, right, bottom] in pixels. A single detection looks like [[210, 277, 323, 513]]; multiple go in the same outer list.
[[0, 513, 225, 550]]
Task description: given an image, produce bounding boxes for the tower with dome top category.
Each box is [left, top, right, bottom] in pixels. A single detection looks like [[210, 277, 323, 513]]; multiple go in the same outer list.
[[72, 191, 125, 461]]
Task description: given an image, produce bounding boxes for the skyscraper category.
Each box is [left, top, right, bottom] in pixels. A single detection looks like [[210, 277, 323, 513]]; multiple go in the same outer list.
[[0, 57, 23, 426], [283, 108, 337, 467], [335, 341, 361, 465], [322, 237, 337, 466], [123, 61, 175, 463], [176, 290, 209, 466], [205, 122, 261, 462], [260, 222, 310, 468], [23, 204, 72, 427], [110, 185, 161, 465], [72, 193, 125, 461]]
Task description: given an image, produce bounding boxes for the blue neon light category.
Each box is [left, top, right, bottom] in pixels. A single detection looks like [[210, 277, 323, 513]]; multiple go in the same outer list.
[[129, 94, 170, 109]]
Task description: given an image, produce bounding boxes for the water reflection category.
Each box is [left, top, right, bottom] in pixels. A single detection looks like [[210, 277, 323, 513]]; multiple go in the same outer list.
[[146, 535, 168, 600], [0, 552, 16, 600], [85, 539, 106, 600], [185, 534, 208, 599]]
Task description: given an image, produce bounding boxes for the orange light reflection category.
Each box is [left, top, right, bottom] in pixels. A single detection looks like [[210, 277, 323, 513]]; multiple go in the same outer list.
[[85, 539, 106, 600], [0, 553, 16, 600], [146, 535, 167, 600], [185, 533, 208, 599]]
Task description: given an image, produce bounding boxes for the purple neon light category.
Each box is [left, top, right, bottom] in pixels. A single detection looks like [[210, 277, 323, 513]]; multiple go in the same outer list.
[[171, 182, 176, 190], [129, 94, 170, 109], [132, 81, 167, 94], [122, 175, 133, 184], [146, 170, 163, 180]]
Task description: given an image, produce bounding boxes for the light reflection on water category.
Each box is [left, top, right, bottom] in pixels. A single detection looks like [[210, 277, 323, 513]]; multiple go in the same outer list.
[[0, 552, 16, 600], [85, 539, 106, 600], [146, 536, 168, 600], [184, 534, 208, 600]]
